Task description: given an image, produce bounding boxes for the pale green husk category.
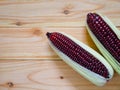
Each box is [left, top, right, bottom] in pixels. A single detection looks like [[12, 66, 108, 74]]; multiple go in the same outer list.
[[86, 13, 120, 74], [47, 32, 113, 86]]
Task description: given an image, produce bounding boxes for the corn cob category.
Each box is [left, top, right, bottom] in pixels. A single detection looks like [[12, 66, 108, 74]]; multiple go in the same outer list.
[[86, 13, 120, 74], [46, 32, 113, 86]]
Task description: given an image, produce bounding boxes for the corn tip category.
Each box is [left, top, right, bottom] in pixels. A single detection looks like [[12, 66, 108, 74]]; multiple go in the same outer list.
[[46, 32, 51, 38]]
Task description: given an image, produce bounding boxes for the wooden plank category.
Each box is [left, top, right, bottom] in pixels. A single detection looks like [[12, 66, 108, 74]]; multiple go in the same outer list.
[[0, 60, 120, 90], [0, 27, 120, 59], [0, 0, 119, 28], [0, 27, 101, 59]]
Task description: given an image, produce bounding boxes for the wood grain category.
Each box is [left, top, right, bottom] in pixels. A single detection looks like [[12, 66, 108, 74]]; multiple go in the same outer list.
[[0, 60, 120, 90], [0, 0, 120, 90]]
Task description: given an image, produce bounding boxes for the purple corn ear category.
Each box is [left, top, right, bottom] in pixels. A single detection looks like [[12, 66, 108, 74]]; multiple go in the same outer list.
[[86, 13, 120, 74], [46, 32, 109, 78], [46, 32, 114, 86], [87, 13, 120, 63]]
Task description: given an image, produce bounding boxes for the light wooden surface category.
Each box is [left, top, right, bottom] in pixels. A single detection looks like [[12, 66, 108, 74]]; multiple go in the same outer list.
[[0, 0, 120, 90]]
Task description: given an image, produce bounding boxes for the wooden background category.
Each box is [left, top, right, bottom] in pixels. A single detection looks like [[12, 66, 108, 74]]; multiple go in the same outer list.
[[0, 0, 120, 90]]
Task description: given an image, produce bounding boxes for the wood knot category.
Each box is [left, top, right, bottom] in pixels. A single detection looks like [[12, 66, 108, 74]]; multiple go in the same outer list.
[[7, 82, 14, 88], [63, 3, 74, 15], [33, 28, 42, 36], [60, 76, 64, 79], [15, 21, 22, 26], [63, 10, 70, 15]]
